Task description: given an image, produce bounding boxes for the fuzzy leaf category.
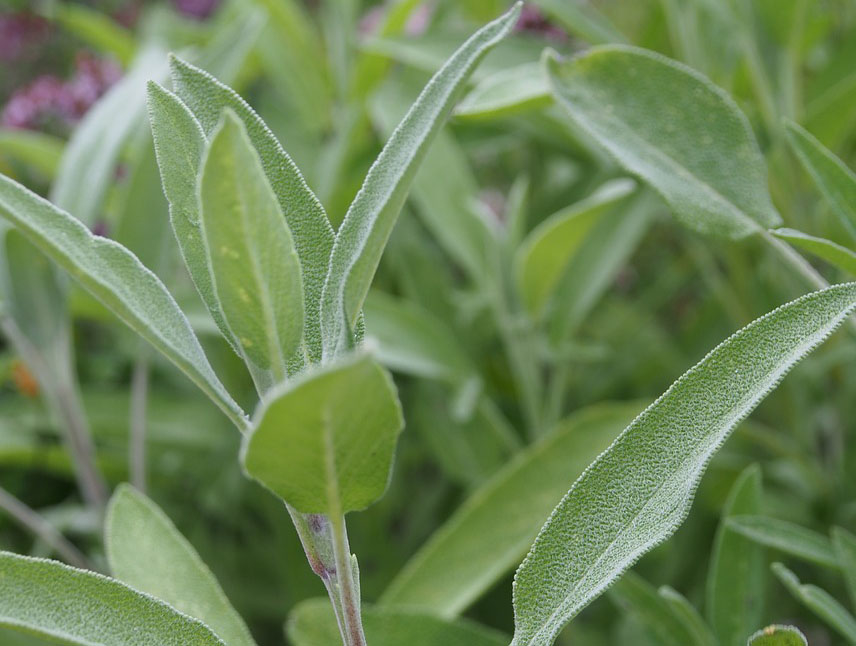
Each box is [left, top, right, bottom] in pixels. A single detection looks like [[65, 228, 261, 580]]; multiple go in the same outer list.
[[832, 527, 856, 608], [511, 282, 856, 646], [747, 625, 807, 646], [727, 516, 839, 569], [0, 551, 225, 645], [771, 228, 856, 275], [455, 63, 551, 120], [105, 485, 256, 646], [546, 46, 782, 238], [319, 3, 522, 359], [241, 352, 403, 514]]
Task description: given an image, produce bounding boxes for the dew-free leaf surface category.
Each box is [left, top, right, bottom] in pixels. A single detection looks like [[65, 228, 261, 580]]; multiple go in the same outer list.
[[747, 625, 808, 646]]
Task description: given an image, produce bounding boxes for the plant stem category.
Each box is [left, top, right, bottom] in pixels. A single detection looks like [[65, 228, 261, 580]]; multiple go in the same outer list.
[[129, 350, 150, 493], [329, 512, 365, 646]]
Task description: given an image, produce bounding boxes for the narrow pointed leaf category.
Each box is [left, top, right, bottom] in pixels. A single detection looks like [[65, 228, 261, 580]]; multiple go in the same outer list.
[[241, 353, 403, 514], [726, 516, 839, 569], [106, 485, 257, 646], [320, 3, 522, 358], [169, 55, 333, 364], [771, 228, 856, 275], [747, 625, 807, 646], [455, 63, 551, 120], [658, 586, 717, 646], [511, 282, 856, 646], [0, 551, 225, 646], [831, 527, 856, 608], [0, 173, 247, 430], [199, 111, 304, 386], [546, 46, 782, 238]]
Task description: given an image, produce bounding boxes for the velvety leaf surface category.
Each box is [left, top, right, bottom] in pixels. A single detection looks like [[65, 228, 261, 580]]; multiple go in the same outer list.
[[511, 282, 856, 646], [747, 625, 807, 646], [0, 551, 225, 646], [105, 485, 256, 646], [241, 353, 403, 514], [771, 228, 856, 275], [546, 46, 782, 238], [319, 3, 521, 358], [455, 63, 551, 120], [727, 516, 839, 569]]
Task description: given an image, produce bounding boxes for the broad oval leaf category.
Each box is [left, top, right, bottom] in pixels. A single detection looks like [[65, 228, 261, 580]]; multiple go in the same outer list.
[[0, 173, 247, 430], [0, 551, 225, 646], [241, 352, 403, 514], [546, 45, 782, 239], [511, 282, 856, 646], [105, 485, 257, 646], [747, 625, 807, 646], [319, 3, 522, 359], [455, 63, 551, 121], [771, 228, 856, 275], [727, 516, 839, 569], [199, 110, 304, 387]]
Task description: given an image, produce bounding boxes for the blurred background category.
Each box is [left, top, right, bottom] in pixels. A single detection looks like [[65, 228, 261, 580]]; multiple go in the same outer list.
[[1, 1, 856, 644]]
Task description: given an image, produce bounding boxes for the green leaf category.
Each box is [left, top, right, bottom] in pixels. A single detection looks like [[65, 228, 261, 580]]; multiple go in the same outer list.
[[772, 562, 856, 644], [546, 46, 782, 239], [105, 485, 256, 646], [771, 228, 856, 275], [784, 119, 856, 241], [199, 110, 304, 388], [747, 625, 807, 646], [286, 598, 507, 646], [511, 282, 856, 646], [0, 173, 247, 430], [0, 551, 226, 645], [168, 55, 334, 365], [0, 129, 64, 179], [658, 586, 717, 646], [515, 178, 636, 316], [529, 0, 626, 44], [706, 465, 765, 646], [381, 403, 641, 617], [53, 3, 136, 65], [726, 516, 839, 569], [320, 3, 522, 358], [241, 352, 403, 514], [455, 63, 552, 121], [831, 527, 856, 608]]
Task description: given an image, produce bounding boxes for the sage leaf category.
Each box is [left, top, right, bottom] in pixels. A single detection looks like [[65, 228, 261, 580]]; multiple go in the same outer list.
[[658, 586, 717, 646], [241, 352, 403, 514], [105, 485, 256, 646], [747, 625, 807, 646], [831, 527, 856, 607], [168, 55, 334, 364], [771, 228, 856, 275], [706, 465, 765, 646], [320, 3, 522, 358], [381, 403, 640, 617], [726, 516, 839, 569], [0, 551, 226, 646], [286, 598, 507, 646], [772, 562, 856, 644], [0, 173, 247, 430], [511, 282, 856, 646], [199, 110, 304, 387], [784, 119, 856, 240], [546, 46, 782, 238], [455, 63, 551, 121], [0, 129, 64, 179]]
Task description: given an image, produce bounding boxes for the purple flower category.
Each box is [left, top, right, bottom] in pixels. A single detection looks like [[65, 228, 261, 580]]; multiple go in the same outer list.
[[172, 0, 221, 20]]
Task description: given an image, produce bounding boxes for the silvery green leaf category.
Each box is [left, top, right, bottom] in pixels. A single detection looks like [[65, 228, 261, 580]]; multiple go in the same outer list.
[[511, 282, 856, 646], [747, 625, 807, 646], [455, 63, 551, 121], [727, 516, 839, 569], [771, 228, 856, 275]]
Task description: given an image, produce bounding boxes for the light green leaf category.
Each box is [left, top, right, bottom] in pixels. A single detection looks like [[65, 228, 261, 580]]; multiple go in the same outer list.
[[771, 228, 856, 275], [53, 3, 136, 65], [726, 516, 839, 569], [381, 403, 640, 617], [747, 625, 807, 646], [772, 562, 856, 644], [0, 129, 64, 179], [320, 3, 522, 358], [784, 119, 856, 240], [241, 352, 403, 514], [546, 46, 782, 239], [286, 598, 507, 646], [529, 0, 626, 44], [0, 173, 247, 430], [199, 110, 304, 387], [658, 586, 717, 646], [105, 485, 256, 646], [168, 55, 334, 365], [51, 46, 167, 227], [831, 527, 856, 608], [455, 63, 552, 121], [511, 282, 856, 646], [515, 178, 636, 316], [706, 465, 765, 646], [0, 551, 226, 646]]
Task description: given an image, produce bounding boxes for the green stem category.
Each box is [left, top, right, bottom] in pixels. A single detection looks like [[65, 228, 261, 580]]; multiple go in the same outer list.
[[329, 512, 365, 646], [129, 350, 150, 493]]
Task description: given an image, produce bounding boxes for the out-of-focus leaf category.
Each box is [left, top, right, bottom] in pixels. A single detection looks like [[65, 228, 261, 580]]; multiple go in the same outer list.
[[0, 130, 64, 179], [53, 3, 136, 65], [320, 4, 522, 358], [546, 46, 782, 239], [105, 485, 256, 646], [772, 563, 856, 644], [381, 403, 640, 617], [286, 598, 507, 646], [0, 551, 225, 645], [529, 0, 626, 44], [831, 527, 856, 608], [771, 228, 856, 275], [456, 63, 551, 120], [747, 625, 807, 646], [726, 516, 839, 569], [511, 283, 856, 646], [706, 465, 765, 646], [241, 353, 402, 514], [658, 586, 717, 646]]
